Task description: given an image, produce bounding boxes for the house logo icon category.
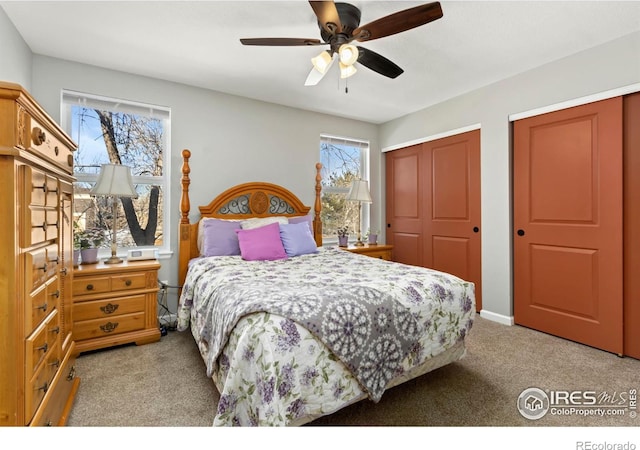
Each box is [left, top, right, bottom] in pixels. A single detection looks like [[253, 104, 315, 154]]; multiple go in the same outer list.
[[517, 387, 550, 420]]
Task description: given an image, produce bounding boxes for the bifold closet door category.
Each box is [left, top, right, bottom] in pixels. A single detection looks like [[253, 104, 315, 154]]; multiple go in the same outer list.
[[513, 96, 623, 355], [386, 130, 481, 311]]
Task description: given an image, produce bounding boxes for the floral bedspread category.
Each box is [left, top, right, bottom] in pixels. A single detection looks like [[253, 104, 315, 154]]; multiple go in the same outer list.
[[177, 247, 475, 426]]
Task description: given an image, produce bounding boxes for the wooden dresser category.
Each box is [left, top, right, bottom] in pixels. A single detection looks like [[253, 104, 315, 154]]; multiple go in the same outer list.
[[0, 81, 80, 426], [73, 260, 161, 353], [345, 244, 393, 261]]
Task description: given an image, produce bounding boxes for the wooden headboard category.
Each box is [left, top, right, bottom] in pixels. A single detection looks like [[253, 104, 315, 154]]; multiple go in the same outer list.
[[178, 149, 323, 287]]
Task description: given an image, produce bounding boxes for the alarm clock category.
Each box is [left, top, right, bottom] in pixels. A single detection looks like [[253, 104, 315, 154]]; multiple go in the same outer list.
[[127, 248, 157, 261]]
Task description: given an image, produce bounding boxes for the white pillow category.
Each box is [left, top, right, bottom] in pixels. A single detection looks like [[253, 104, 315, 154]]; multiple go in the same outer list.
[[240, 216, 289, 230], [240, 216, 288, 230]]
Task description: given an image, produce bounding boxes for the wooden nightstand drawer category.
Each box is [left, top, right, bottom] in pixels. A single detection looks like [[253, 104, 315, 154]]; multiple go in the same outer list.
[[111, 272, 147, 292], [73, 294, 146, 322], [73, 275, 111, 296], [73, 312, 145, 341], [344, 244, 393, 261]]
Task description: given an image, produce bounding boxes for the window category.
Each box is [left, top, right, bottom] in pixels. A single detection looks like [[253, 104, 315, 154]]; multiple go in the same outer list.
[[61, 90, 171, 257], [319, 134, 369, 243]]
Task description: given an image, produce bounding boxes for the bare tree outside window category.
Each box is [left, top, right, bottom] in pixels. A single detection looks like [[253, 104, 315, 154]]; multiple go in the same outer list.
[[320, 135, 369, 242], [63, 91, 170, 254]]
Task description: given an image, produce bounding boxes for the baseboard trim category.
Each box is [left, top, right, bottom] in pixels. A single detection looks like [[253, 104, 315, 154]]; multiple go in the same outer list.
[[479, 309, 515, 326]]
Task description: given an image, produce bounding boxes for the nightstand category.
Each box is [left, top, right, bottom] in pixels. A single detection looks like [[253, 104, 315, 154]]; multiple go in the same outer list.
[[72, 259, 161, 353], [344, 244, 393, 261]]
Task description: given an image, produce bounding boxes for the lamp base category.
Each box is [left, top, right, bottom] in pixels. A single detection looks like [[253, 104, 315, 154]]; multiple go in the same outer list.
[[103, 255, 123, 264], [354, 239, 365, 247]]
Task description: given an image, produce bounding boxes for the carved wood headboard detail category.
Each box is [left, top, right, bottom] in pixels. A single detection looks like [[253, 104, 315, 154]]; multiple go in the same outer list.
[[178, 149, 323, 287]]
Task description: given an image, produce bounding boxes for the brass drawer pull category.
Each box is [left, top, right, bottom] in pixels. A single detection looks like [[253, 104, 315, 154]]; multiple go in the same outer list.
[[60, 267, 68, 275], [32, 127, 46, 145], [50, 326, 60, 335], [36, 302, 48, 312], [49, 359, 60, 369], [67, 366, 76, 381], [100, 322, 119, 333], [37, 381, 49, 393], [100, 303, 119, 315], [86, 284, 94, 291], [36, 342, 48, 353], [37, 263, 48, 272], [49, 256, 60, 264], [50, 290, 60, 298], [125, 279, 132, 286], [34, 221, 47, 230]]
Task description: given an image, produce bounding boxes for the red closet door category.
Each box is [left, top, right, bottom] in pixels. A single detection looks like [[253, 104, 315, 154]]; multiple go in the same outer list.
[[385, 144, 424, 267], [422, 130, 482, 311], [386, 130, 481, 311], [513, 97, 623, 355]]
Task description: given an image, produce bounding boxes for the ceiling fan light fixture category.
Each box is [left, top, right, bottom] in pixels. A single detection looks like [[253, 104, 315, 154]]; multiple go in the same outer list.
[[311, 50, 333, 74], [339, 61, 357, 79], [338, 44, 358, 66]]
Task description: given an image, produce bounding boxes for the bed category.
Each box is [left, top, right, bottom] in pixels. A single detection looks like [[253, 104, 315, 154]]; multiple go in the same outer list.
[[176, 149, 475, 426]]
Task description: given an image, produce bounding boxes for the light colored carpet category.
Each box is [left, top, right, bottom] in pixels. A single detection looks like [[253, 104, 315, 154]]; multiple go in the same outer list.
[[67, 314, 640, 428]]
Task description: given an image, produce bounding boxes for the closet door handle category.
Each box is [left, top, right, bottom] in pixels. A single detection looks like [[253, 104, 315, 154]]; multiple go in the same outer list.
[[473, 227, 479, 233], [517, 229, 525, 236]]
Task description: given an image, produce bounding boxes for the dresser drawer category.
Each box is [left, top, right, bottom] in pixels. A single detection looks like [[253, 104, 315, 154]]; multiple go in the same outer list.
[[25, 276, 60, 334], [29, 343, 78, 427], [24, 245, 58, 292], [25, 339, 62, 425], [73, 294, 146, 322], [21, 165, 59, 207], [29, 117, 74, 174], [25, 309, 61, 378], [73, 312, 146, 341]]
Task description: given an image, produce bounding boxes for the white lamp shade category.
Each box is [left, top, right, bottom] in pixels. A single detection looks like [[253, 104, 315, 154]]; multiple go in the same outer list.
[[339, 61, 357, 79], [339, 44, 359, 66], [90, 164, 138, 198], [311, 50, 333, 74], [346, 179, 372, 203]]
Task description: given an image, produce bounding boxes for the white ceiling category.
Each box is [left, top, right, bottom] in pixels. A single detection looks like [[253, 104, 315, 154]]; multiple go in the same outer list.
[[3, 1, 640, 124]]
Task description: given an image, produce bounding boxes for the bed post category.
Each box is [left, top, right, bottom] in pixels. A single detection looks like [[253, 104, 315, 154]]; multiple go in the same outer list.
[[178, 149, 192, 289], [314, 162, 323, 247]]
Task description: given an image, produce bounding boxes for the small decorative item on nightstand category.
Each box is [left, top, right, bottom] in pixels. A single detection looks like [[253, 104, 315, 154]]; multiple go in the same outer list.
[[337, 226, 349, 247], [366, 228, 379, 245], [75, 226, 106, 265]]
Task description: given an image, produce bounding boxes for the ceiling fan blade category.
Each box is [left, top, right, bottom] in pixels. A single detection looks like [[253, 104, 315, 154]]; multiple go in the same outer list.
[[305, 54, 335, 86], [305, 68, 327, 86], [353, 2, 443, 42], [240, 38, 324, 46], [357, 47, 404, 79], [309, 0, 342, 34]]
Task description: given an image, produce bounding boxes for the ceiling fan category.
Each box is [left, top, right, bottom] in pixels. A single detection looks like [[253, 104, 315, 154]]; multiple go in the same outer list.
[[240, 1, 443, 86]]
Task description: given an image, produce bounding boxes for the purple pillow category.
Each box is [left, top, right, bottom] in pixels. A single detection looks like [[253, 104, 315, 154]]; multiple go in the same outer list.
[[288, 214, 314, 235], [279, 222, 318, 257], [235, 222, 288, 261], [202, 218, 242, 257]]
